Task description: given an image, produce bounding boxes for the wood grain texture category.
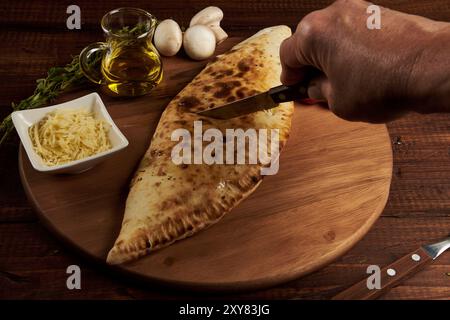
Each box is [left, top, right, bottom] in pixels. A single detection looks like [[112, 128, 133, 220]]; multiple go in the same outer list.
[[333, 247, 433, 299], [1, 1, 449, 31], [17, 44, 392, 288], [1, 0, 450, 299]]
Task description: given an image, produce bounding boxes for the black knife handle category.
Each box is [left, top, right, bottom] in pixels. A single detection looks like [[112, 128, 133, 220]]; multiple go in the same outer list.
[[268, 84, 309, 103]]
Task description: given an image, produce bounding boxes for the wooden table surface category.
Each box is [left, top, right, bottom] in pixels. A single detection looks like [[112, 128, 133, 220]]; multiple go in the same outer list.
[[1, 0, 449, 300]]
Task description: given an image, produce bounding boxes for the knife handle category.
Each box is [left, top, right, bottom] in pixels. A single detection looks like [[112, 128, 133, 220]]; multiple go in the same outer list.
[[268, 84, 309, 103], [332, 247, 432, 300]]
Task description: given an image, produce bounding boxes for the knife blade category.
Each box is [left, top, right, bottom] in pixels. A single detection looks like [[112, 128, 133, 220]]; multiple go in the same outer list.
[[196, 83, 310, 120]]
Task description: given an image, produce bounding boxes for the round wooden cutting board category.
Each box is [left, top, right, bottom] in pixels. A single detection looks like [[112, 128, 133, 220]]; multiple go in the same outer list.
[[18, 41, 393, 291]]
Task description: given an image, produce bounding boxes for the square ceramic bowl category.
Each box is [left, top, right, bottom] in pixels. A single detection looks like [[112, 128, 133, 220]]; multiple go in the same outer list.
[[12, 93, 129, 174]]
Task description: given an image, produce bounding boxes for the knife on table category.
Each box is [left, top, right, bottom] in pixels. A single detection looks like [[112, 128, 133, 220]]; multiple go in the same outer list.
[[196, 83, 316, 119], [332, 235, 450, 300]]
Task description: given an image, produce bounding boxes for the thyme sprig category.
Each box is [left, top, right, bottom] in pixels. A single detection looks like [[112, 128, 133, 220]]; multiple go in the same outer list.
[[0, 54, 101, 146], [0, 22, 149, 147]]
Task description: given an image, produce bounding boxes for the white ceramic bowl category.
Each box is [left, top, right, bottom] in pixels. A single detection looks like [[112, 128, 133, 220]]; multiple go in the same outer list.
[[12, 93, 129, 174]]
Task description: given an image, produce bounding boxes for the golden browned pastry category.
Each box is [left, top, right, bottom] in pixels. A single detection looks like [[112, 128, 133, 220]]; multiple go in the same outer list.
[[107, 26, 294, 264]]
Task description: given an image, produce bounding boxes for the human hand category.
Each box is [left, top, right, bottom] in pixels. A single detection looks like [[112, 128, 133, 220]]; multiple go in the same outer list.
[[280, 0, 450, 123]]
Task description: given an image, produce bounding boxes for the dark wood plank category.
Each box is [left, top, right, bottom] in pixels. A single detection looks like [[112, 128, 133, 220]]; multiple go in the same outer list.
[[1, 0, 449, 109], [385, 113, 450, 218], [0, 31, 101, 109], [0, 141, 37, 223], [1, 0, 450, 300], [1, 217, 449, 299], [0, 0, 448, 31]]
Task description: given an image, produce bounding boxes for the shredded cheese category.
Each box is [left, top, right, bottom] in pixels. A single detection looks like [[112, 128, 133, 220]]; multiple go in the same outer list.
[[29, 109, 112, 166]]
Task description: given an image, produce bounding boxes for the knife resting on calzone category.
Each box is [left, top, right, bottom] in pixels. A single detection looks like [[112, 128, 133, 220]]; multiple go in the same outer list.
[[107, 26, 294, 264]]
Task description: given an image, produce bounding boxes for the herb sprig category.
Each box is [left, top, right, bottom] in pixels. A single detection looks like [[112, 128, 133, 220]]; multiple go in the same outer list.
[[0, 54, 101, 146], [0, 22, 150, 147]]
